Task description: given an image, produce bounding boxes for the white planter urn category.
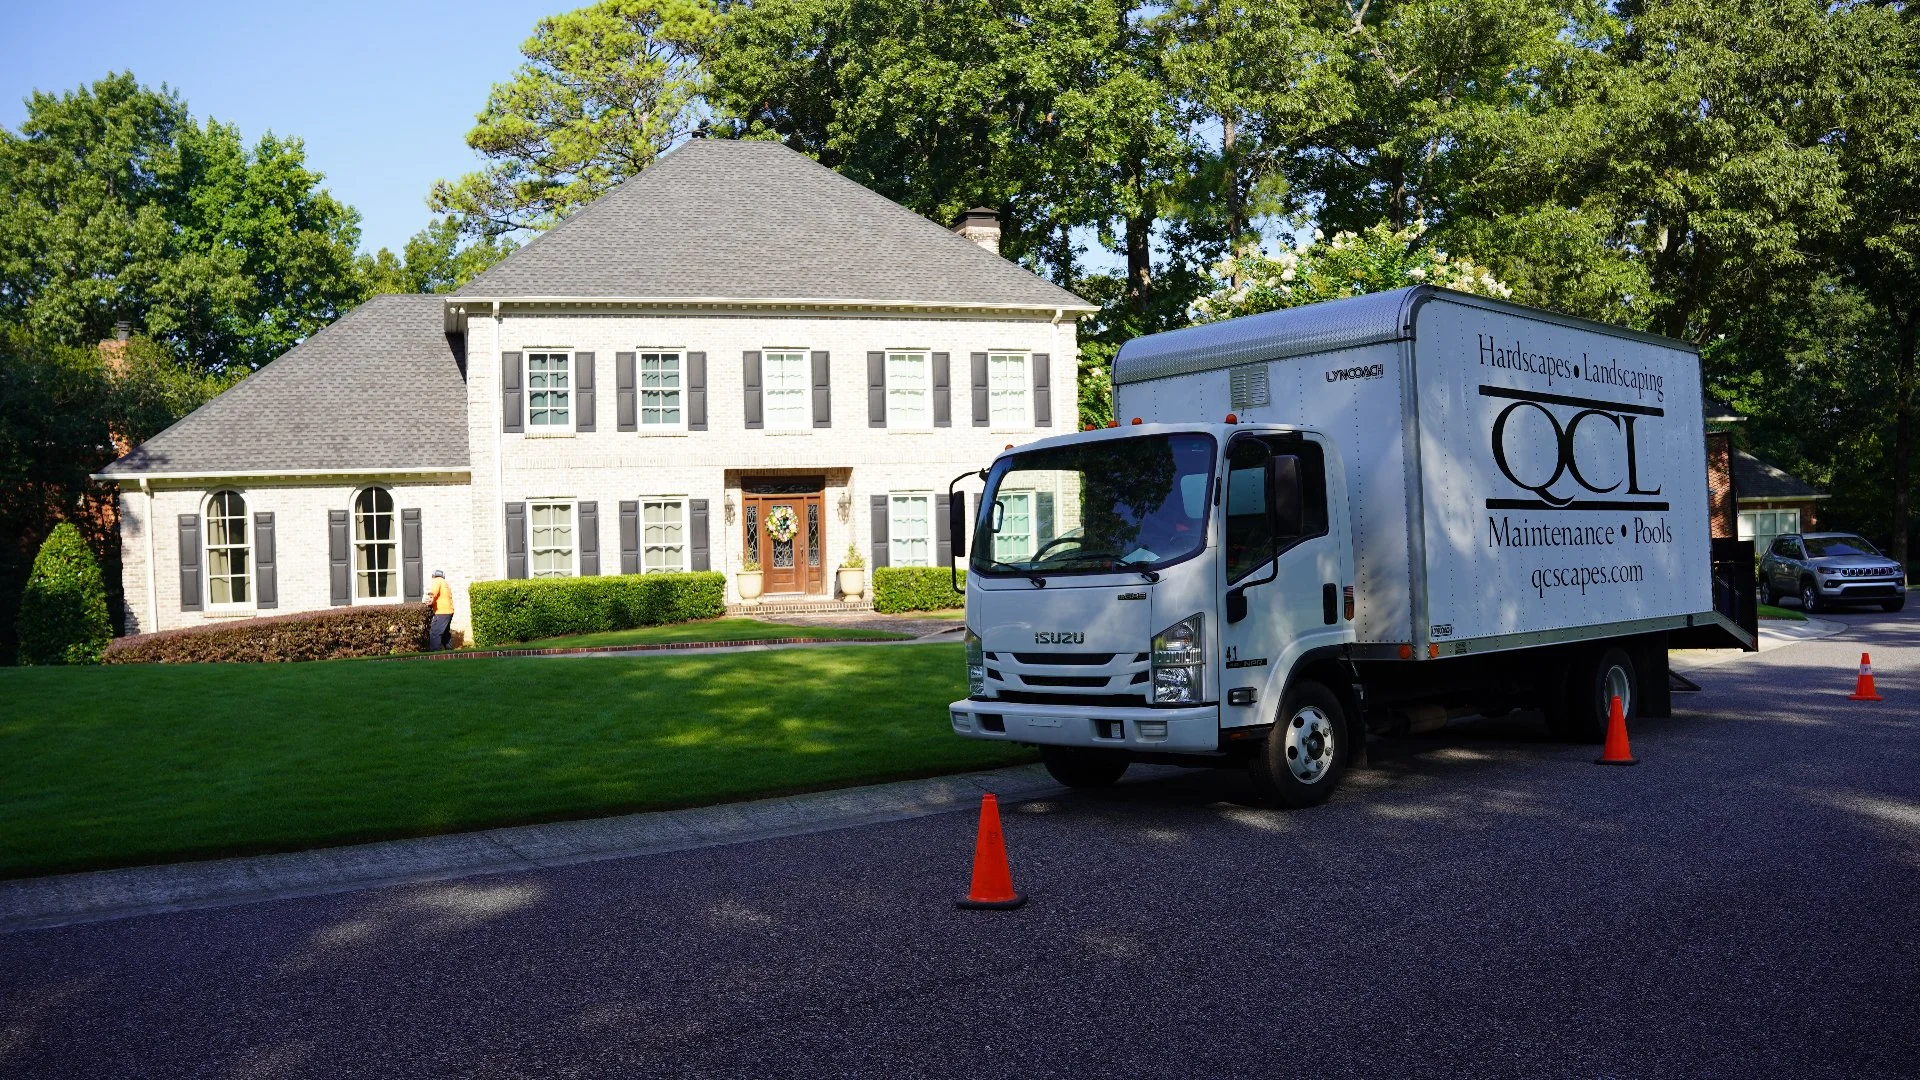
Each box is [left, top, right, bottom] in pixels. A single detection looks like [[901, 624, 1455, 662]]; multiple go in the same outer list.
[[737, 570, 764, 603], [838, 567, 867, 603]]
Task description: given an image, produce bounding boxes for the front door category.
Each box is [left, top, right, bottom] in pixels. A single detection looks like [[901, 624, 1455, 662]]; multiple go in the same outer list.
[[743, 478, 826, 595]]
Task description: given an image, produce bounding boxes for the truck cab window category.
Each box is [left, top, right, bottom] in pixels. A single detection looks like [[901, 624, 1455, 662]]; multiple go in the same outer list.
[[1225, 435, 1329, 584]]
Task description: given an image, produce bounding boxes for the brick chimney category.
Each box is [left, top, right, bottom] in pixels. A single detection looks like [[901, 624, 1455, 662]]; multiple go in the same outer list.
[[953, 207, 1001, 255], [98, 319, 132, 375]]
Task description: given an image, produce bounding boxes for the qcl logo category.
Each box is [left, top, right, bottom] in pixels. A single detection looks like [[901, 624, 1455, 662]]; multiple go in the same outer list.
[[1480, 386, 1667, 511]]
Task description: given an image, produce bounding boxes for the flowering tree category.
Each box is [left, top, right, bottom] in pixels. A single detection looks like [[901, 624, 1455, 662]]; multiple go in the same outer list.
[[1191, 221, 1511, 323]]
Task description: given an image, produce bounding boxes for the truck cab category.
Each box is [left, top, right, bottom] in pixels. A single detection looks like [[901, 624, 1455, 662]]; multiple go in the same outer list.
[[948, 420, 1360, 807]]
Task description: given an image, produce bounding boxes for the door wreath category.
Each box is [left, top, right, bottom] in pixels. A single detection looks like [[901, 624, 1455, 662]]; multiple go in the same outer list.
[[765, 505, 799, 543]]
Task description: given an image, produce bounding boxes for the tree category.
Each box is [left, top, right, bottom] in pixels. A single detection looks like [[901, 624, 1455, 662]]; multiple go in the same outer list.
[[16, 523, 110, 665], [0, 73, 368, 373], [1191, 220, 1510, 324], [431, 0, 720, 236], [362, 217, 516, 295]]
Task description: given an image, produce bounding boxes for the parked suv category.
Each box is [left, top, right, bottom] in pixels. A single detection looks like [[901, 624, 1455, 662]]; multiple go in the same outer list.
[[1758, 533, 1907, 613]]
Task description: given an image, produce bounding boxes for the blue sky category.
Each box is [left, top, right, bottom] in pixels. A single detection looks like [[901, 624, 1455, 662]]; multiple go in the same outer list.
[[2, 0, 562, 256]]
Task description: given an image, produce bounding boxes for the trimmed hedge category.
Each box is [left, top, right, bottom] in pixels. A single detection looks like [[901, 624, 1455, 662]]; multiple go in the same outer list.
[[18, 523, 111, 665], [103, 604, 433, 664], [467, 572, 725, 646], [872, 566, 966, 613]]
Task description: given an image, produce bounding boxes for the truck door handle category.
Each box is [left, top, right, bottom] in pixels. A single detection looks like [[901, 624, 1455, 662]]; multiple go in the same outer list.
[[1322, 582, 1337, 625]]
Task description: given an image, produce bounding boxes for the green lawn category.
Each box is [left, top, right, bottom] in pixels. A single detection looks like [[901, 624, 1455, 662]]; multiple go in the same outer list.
[[0, 643, 1031, 879], [1757, 603, 1808, 622], [466, 617, 912, 652]]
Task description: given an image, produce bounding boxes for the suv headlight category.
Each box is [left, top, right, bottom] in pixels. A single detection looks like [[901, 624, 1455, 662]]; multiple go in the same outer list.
[[965, 628, 986, 696], [1151, 613, 1204, 705]]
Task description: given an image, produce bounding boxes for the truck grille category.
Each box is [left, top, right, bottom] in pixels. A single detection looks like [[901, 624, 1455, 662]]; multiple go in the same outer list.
[[983, 649, 1153, 705]]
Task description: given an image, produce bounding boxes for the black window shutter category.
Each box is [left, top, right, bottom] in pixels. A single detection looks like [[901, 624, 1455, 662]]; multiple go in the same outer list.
[[329, 509, 351, 605], [502, 351, 523, 433], [575, 352, 596, 431], [1033, 352, 1051, 427], [1036, 491, 1055, 546], [620, 500, 640, 574], [401, 508, 423, 601], [505, 502, 528, 579], [177, 513, 202, 612], [932, 352, 951, 427], [936, 493, 952, 568], [616, 352, 637, 431], [687, 351, 707, 431], [867, 351, 886, 427], [743, 351, 762, 429], [870, 494, 891, 568], [579, 501, 600, 575], [811, 351, 832, 428], [971, 352, 989, 426], [690, 499, 710, 571], [254, 512, 277, 609]]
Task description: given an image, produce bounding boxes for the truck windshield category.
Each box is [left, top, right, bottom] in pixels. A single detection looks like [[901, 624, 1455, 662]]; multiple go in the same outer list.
[[971, 432, 1216, 576]]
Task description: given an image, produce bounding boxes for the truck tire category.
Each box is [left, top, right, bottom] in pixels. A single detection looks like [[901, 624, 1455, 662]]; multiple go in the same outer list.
[[1041, 747, 1129, 789], [1249, 681, 1348, 809], [1552, 645, 1636, 744], [1800, 579, 1822, 614]]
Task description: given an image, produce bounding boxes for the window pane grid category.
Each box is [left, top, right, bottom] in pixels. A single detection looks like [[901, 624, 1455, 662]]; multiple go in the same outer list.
[[764, 351, 809, 428], [530, 503, 574, 577], [641, 352, 682, 426], [888, 352, 928, 427], [354, 488, 397, 599], [206, 491, 250, 605], [890, 494, 931, 568], [528, 352, 571, 427], [988, 353, 1026, 426], [642, 499, 686, 573]]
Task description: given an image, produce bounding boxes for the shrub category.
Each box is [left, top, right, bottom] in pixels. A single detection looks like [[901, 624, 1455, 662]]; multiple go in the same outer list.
[[103, 604, 432, 664], [467, 571, 726, 646], [872, 566, 966, 613], [840, 544, 865, 569], [17, 523, 111, 665]]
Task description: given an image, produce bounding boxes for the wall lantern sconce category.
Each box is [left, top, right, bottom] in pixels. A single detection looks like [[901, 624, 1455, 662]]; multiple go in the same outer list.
[[723, 494, 737, 526], [837, 489, 853, 524]]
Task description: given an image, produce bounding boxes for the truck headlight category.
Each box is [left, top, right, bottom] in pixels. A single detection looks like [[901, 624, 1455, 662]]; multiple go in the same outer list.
[[1151, 613, 1204, 705], [965, 628, 986, 696]]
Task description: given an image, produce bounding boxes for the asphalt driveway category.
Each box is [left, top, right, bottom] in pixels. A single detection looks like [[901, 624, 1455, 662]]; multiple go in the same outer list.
[[2, 607, 1914, 1078]]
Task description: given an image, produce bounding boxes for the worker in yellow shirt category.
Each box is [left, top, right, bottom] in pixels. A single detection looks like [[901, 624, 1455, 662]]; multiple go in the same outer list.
[[426, 570, 455, 650]]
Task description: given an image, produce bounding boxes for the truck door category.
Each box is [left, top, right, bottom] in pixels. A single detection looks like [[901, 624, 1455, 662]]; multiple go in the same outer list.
[[1220, 433, 1344, 723]]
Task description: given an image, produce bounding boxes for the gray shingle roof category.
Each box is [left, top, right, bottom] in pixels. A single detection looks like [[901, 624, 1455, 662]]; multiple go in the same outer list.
[[101, 294, 467, 477], [1732, 448, 1822, 501], [454, 139, 1093, 311]]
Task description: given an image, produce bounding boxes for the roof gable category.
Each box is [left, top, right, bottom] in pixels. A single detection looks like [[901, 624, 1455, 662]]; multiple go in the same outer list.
[[1732, 448, 1822, 501], [454, 139, 1090, 311], [102, 294, 468, 478]]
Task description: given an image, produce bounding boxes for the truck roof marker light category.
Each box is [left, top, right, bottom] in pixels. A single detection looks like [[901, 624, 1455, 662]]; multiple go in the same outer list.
[[1005, 444, 1014, 450], [1130, 417, 1143, 425], [1398, 644, 1413, 660], [1224, 412, 1237, 424], [1429, 644, 1441, 659], [1109, 420, 1120, 428]]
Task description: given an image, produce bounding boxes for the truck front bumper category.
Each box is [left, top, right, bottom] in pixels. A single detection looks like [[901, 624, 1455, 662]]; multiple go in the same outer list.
[[948, 698, 1221, 753]]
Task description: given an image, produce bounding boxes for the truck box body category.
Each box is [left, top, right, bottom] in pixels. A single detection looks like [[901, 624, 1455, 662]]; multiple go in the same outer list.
[[1112, 287, 1717, 658]]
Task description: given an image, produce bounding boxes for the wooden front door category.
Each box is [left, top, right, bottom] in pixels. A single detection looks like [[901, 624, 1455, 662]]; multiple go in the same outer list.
[[743, 479, 826, 595]]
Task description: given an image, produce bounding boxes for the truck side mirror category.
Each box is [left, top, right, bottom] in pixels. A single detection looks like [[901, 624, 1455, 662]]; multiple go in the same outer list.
[[1267, 454, 1303, 540], [948, 491, 968, 560]]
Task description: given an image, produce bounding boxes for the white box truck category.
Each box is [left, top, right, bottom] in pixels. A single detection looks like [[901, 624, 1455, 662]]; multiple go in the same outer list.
[[946, 286, 1755, 807]]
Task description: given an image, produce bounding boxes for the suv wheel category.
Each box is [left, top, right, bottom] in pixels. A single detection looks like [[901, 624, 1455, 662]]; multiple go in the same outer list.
[[1757, 578, 1775, 607], [1800, 580, 1822, 614]]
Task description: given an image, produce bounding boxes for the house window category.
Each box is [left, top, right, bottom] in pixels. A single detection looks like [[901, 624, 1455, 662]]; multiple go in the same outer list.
[[764, 350, 810, 429], [530, 502, 574, 577], [642, 499, 688, 572], [890, 493, 932, 567], [1739, 509, 1800, 555], [988, 352, 1027, 427], [528, 352, 571, 427], [354, 487, 398, 599], [887, 351, 930, 427], [993, 491, 1034, 561], [205, 491, 250, 605], [641, 351, 682, 427]]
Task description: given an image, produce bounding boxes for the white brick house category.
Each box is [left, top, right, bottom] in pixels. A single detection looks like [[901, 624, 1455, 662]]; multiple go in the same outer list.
[[98, 140, 1095, 638]]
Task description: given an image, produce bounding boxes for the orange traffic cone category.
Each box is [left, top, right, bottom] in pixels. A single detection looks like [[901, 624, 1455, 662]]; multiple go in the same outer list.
[[1848, 653, 1884, 702], [957, 793, 1026, 910], [1596, 693, 1637, 766]]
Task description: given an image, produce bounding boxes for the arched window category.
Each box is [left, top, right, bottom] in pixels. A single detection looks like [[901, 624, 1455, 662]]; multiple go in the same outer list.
[[354, 487, 397, 599], [205, 491, 251, 605]]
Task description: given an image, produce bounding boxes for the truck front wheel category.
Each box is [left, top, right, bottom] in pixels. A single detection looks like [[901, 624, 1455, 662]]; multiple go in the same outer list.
[[1041, 747, 1130, 789], [1249, 682, 1348, 809]]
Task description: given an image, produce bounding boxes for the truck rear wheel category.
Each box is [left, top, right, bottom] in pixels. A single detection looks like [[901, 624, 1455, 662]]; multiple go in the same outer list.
[[1249, 682, 1347, 809], [1550, 645, 1635, 744], [1041, 747, 1130, 789]]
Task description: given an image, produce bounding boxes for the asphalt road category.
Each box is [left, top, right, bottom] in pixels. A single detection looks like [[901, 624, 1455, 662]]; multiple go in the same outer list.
[[3, 607, 1916, 1079]]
